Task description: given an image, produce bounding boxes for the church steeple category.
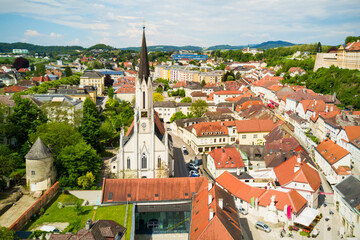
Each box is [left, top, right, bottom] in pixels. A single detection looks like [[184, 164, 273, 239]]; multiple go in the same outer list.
[[138, 26, 150, 82]]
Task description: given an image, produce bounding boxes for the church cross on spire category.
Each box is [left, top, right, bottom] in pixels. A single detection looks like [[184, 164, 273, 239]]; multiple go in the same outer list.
[[138, 22, 150, 82]]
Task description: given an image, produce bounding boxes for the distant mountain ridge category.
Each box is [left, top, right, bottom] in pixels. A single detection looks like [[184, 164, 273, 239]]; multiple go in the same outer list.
[[0, 40, 296, 54]]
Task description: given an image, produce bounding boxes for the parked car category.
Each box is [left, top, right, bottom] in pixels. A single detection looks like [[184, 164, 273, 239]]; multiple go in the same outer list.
[[188, 163, 199, 171], [190, 171, 200, 177], [182, 145, 189, 155], [238, 207, 248, 215], [40, 226, 60, 232], [255, 221, 271, 232], [311, 229, 319, 237]]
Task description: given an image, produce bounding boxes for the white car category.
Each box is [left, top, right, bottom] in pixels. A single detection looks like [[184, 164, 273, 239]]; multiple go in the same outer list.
[[238, 207, 248, 215]]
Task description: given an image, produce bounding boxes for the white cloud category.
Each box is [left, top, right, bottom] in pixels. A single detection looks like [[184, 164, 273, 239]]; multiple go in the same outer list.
[[2, 0, 360, 47], [24, 29, 41, 37]]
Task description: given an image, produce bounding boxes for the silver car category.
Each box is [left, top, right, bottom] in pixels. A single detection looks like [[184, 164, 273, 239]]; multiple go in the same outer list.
[[255, 221, 271, 232]]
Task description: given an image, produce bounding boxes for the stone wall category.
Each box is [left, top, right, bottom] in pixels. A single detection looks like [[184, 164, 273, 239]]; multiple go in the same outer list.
[[9, 182, 59, 231]]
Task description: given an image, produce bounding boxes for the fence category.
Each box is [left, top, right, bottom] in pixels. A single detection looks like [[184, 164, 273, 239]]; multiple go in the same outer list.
[[9, 182, 60, 230]]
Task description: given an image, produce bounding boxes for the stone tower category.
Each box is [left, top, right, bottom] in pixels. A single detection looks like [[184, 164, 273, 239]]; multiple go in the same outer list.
[[25, 137, 56, 192]]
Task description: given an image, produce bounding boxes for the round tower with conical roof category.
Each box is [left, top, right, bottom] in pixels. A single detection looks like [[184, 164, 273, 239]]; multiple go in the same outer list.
[[25, 137, 56, 192]]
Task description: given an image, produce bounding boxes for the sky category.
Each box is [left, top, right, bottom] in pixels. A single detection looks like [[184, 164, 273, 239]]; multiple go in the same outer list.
[[0, 0, 359, 48]]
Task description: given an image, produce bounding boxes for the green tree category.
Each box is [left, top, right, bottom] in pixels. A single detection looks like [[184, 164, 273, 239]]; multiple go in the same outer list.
[[99, 119, 115, 146], [77, 172, 96, 189], [74, 201, 85, 215], [35, 63, 46, 76], [155, 86, 163, 93], [170, 111, 187, 123], [79, 98, 101, 150], [5, 97, 47, 147], [180, 97, 192, 103], [29, 121, 83, 161], [58, 141, 101, 187], [153, 92, 164, 102], [108, 86, 114, 99], [64, 66, 73, 77], [190, 100, 208, 117], [0, 227, 16, 240], [104, 74, 114, 88], [345, 36, 360, 44], [201, 80, 206, 87], [235, 72, 241, 80]]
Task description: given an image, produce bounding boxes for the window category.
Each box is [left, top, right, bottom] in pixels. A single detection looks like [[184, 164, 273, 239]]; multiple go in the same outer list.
[[270, 149, 273, 154], [143, 91, 145, 108], [231, 138, 235, 142], [127, 157, 131, 169], [142, 153, 147, 169], [214, 139, 216, 143], [108, 192, 113, 200], [31, 170, 35, 175], [158, 156, 161, 168], [242, 135, 246, 139], [253, 134, 258, 139], [113, 166, 116, 169]]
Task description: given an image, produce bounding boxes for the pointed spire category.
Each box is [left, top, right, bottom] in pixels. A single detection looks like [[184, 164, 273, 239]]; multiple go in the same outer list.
[[25, 137, 53, 160], [138, 25, 150, 82]]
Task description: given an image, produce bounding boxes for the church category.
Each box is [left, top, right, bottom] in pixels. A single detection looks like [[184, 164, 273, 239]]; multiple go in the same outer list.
[[112, 27, 173, 179]]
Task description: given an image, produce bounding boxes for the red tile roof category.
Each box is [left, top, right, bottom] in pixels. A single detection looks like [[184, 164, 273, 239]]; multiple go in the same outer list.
[[214, 90, 243, 96], [209, 148, 245, 169], [343, 126, 360, 142], [101, 177, 207, 203], [315, 139, 350, 165], [216, 172, 307, 214], [235, 100, 263, 112], [31, 76, 51, 82], [4, 85, 28, 93], [274, 155, 321, 192], [289, 67, 305, 73], [345, 41, 360, 51], [190, 184, 242, 240], [192, 121, 235, 137], [173, 81, 186, 88], [234, 119, 278, 133]]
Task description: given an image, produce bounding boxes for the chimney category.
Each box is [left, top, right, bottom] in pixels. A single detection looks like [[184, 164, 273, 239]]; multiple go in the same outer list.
[[219, 198, 223, 209], [325, 105, 328, 112], [236, 168, 241, 176], [209, 208, 214, 221], [313, 112, 316, 117], [208, 194, 213, 205], [330, 106, 333, 112], [208, 182, 213, 191], [85, 219, 92, 231], [314, 100, 317, 105], [297, 153, 301, 164]]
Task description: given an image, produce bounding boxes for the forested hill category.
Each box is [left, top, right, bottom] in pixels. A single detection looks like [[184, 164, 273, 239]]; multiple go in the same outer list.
[[0, 42, 84, 54]]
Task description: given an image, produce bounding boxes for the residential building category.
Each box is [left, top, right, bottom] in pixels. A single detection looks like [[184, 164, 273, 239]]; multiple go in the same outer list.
[[314, 139, 352, 184], [4, 85, 27, 95], [80, 71, 105, 96], [273, 155, 321, 208], [333, 176, 360, 238], [288, 67, 306, 77], [206, 147, 246, 179], [216, 171, 308, 224], [49, 220, 127, 240]]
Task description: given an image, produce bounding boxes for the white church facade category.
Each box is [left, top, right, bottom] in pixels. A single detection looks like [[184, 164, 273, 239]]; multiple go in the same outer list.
[[111, 28, 173, 179]]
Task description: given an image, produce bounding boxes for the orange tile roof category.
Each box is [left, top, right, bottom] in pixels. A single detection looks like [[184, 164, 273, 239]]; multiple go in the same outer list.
[[234, 119, 278, 133], [235, 100, 263, 112], [190, 184, 242, 240], [289, 67, 305, 73], [315, 139, 350, 165], [345, 41, 360, 51], [173, 81, 186, 88], [216, 172, 307, 214], [209, 148, 245, 169], [225, 92, 252, 102], [101, 177, 207, 203], [343, 126, 360, 142], [192, 121, 235, 137], [214, 90, 243, 96], [334, 166, 352, 175], [4, 85, 28, 93], [207, 92, 214, 101], [274, 155, 321, 192]]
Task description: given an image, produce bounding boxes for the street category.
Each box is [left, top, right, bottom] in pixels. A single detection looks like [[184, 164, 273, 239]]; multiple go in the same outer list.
[[173, 147, 188, 177]]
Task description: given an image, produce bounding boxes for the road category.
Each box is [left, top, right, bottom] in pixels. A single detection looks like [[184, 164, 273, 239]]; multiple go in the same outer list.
[[173, 147, 188, 177]]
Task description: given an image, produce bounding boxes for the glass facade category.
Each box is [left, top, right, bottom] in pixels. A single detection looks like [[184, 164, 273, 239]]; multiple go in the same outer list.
[[135, 211, 191, 234]]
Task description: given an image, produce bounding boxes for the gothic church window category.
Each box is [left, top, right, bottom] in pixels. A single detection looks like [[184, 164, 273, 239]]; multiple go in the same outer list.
[[142, 153, 147, 169]]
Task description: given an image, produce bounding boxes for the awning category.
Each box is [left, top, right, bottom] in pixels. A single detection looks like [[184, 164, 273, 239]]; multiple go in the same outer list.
[[294, 208, 320, 227]]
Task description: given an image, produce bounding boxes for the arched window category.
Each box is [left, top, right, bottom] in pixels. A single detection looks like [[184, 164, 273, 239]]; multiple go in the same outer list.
[[142, 153, 147, 169], [158, 156, 161, 168], [127, 157, 131, 169]]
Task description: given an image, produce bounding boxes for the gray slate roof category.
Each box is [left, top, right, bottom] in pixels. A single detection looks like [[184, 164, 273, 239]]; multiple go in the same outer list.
[[335, 175, 360, 209], [25, 137, 53, 160], [81, 71, 104, 78]]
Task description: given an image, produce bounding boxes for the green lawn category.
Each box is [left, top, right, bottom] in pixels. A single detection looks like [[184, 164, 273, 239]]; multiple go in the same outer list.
[[95, 204, 133, 240], [24, 193, 133, 239]]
